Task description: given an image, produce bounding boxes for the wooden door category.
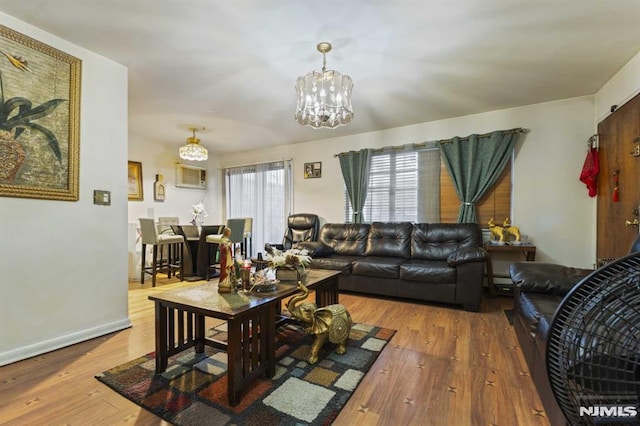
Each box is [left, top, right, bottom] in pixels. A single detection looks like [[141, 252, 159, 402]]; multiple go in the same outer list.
[[597, 93, 640, 264]]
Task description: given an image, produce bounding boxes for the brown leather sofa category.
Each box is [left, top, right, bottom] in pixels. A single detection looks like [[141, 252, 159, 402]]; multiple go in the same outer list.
[[299, 221, 487, 311], [509, 234, 640, 425]]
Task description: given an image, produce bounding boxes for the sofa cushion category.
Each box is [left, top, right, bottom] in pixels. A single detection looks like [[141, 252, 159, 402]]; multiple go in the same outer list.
[[510, 262, 592, 296], [310, 255, 363, 274], [399, 259, 456, 283], [364, 222, 412, 258], [318, 223, 370, 256], [411, 223, 482, 260], [351, 256, 406, 278], [294, 241, 334, 258]]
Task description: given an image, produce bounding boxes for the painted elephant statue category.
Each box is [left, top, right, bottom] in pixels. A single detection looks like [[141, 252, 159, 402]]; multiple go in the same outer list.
[[286, 282, 352, 364]]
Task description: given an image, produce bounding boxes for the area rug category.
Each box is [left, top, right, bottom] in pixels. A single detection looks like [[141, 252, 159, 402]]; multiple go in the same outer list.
[[96, 322, 395, 425]]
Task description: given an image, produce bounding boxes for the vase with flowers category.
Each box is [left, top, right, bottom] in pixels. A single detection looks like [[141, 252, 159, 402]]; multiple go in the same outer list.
[[264, 246, 312, 282], [190, 202, 208, 227]]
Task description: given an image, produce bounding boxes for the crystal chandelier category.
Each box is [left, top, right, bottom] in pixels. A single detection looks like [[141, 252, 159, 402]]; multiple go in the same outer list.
[[179, 127, 208, 161], [295, 42, 354, 129]]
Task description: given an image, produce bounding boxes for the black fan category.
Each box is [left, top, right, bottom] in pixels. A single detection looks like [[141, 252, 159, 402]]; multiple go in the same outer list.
[[547, 251, 640, 425]]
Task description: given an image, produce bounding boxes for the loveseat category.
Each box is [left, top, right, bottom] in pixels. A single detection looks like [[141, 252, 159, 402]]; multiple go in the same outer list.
[[299, 222, 487, 311], [509, 234, 640, 425]]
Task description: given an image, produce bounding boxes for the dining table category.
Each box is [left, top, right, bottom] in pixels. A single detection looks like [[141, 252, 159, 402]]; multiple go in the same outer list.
[[171, 224, 224, 281]]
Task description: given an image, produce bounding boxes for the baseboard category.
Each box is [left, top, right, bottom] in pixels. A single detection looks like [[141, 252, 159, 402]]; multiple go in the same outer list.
[[0, 317, 132, 367]]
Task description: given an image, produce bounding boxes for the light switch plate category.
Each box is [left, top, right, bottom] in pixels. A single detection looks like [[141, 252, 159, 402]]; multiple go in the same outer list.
[[93, 190, 111, 205]]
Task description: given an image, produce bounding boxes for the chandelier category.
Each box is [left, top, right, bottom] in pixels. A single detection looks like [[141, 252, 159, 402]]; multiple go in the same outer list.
[[179, 127, 208, 161], [295, 42, 354, 129]]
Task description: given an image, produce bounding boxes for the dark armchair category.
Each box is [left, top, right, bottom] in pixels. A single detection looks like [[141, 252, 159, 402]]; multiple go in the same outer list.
[[267, 213, 320, 251]]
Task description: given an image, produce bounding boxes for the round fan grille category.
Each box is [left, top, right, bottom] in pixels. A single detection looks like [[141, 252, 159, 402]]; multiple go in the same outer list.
[[546, 251, 640, 425]]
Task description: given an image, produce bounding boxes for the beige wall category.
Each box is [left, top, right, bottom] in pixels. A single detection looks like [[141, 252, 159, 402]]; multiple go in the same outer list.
[[217, 96, 597, 268], [0, 13, 129, 365], [127, 133, 223, 226], [595, 50, 640, 123]]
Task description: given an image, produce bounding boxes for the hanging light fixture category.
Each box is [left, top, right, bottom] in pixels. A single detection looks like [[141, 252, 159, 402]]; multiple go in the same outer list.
[[295, 42, 354, 129], [179, 127, 208, 161]]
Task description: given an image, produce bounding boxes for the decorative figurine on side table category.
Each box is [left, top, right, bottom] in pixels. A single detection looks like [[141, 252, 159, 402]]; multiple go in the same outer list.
[[502, 218, 521, 242], [488, 217, 522, 244], [218, 227, 234, 293], [286, 282, 352, 364], [488, 218, 506, 243]]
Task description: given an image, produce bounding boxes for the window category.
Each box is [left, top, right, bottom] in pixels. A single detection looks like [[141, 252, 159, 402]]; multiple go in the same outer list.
[[344, 148, 512, 225], [225, 160, 292, 257], [345, 146, 440, 223]]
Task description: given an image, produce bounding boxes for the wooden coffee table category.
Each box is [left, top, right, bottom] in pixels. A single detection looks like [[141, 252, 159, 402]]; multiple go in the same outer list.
[[148, 269, 340, 406]]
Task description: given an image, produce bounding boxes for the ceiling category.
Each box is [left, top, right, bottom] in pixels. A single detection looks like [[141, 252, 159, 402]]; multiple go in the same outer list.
[[0, 0, 639, 154]]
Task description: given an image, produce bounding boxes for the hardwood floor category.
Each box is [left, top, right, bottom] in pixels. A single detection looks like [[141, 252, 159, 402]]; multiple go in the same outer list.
[[0, 275, 550, 425]]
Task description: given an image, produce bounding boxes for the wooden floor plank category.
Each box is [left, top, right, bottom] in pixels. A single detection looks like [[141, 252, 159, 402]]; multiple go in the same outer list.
[[0, 276, 550, 425]]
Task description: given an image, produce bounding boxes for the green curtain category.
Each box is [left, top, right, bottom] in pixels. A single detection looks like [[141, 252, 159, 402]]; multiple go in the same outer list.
[[438, 130, 519, 223], [339, 149, 372, 223]]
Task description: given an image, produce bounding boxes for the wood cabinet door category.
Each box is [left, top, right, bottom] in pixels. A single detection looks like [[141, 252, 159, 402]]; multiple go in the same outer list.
[[597, 93, 640, 264]]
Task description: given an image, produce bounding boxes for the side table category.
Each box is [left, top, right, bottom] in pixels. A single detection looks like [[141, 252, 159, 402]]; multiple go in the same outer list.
[[484, 243, 536, 296]]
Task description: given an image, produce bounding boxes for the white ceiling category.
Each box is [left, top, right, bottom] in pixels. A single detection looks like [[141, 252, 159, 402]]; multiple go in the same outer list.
[[0, 0, 639, 154]]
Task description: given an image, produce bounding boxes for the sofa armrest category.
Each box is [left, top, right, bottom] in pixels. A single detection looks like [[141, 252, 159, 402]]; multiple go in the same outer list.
[[447, 246, 487, 266], [293, 241, 335, 258], [509, 262, 592, 295]]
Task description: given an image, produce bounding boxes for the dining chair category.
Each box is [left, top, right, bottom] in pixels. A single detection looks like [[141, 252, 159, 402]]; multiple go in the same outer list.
[[139, 218, 184, 287], [199, 225, 225, 279], [157, 216, 179, 235], [226, 218, 248, 257]]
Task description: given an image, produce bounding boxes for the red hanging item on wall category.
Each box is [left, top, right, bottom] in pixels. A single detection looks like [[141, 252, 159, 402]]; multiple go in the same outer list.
[[579, 147, 599, 197], [612, 170, 620, 202]]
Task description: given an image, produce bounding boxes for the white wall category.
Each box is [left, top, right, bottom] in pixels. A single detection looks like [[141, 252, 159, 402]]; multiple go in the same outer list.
[[0, 13, 130, 365], [595, 50, 640, 123], [127, 133, 223, 225], [218, 96, 597, 268]]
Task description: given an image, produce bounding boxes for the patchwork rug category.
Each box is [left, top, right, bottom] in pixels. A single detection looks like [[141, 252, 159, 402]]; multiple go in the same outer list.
[[96, 322, 395, 425]]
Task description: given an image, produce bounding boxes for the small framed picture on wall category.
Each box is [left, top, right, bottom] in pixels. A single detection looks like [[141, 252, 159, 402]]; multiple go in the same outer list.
[[127, 161, 143, 201], [304, 162, 322, 179]]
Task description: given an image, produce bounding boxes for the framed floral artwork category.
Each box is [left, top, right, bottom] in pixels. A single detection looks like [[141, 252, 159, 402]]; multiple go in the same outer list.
[[128, 161, 143, 201], [0, 24, 82, 201]]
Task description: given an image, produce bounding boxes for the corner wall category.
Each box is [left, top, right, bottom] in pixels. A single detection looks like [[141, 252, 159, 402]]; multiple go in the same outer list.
[[0, 13, 130, 365], [595, 50, 640, 123]]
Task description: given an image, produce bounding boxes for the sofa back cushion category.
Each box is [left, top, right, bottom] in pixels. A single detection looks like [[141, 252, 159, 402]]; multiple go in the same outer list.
[[318, 223, 370, 256], [365, 222, 412, 258], [411, 223, 482, 260]]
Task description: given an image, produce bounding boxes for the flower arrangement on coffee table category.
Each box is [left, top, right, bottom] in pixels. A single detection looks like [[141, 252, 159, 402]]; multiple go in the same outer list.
[[264, 245, 312, 281]]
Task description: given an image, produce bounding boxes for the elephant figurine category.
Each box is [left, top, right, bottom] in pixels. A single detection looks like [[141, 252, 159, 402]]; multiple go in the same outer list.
[[286, 282, 352, 364]]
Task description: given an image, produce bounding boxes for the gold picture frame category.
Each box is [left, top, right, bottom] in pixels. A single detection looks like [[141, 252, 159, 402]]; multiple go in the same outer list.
[[128, 161, 143, 201], [0, 24, 82, 201], [304, 162, 322, 179]]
